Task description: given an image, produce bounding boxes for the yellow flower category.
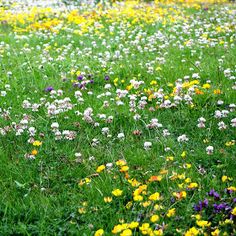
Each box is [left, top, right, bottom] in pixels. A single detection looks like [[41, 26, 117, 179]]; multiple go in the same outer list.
[[153, 229, 163, 236], [104, 197, 112, 203], [128, 178, 141, 187], [150, 215, 159, 223], [149, 192, 160, 201], [187, 182, 198, 189], [149, 175, 162, 182], [222, 175, 228, 182], [94, 229, 104, 236], [167, 208, 176, 218], [112, 189, 123, 197], [185, 227, 199, 236], [185, 178, 191, 183], [173, 191, 187, 200], [211, 229, 220, 236], [125, 201, 133, 209], [133, 195, 143, 201], [96, 165, 105, 173], [120, 165, 129, 172], [154, 204, 163, 211], [166, 156, 174, 161], [213, 89, 221, 95], [195, 214, 201, 220], [116, 159, 127, 166], [31, 149, 38, 155], [139, 223, 150, 232], [231, 207, 236, 216], [120, 229, 132, 236], [78, 207, 86, 214], [181, 151, 187, 158], [112, 224, 124, 234], [202, 83, 211, 89], [142, 201, 151, 207], [33, 140, 42, 146], [196, 220, 211, 227], [150, 80, 157, 85], [227, 186, 236, 192], [129, 221, 139, 229]]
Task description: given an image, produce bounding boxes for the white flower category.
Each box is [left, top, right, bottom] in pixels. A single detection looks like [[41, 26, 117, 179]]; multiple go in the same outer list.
[[133, 114, 141, 120], [51, 122, 59, 130], [22, 100, 31, 109], [197, 117, 206, 128], [198, 117, 206, 123], [144, 141, 152, 150], [1, 91, 7, 97], [106, 163, 113, 168], [206, 146, 214, 155], [214, 110, 222, 118], [218, 121, 227, 130], [177, 134, 189, 142], [102, 127, 109, 135], [197, 123, 205, 128], [28, 127, 36, 136], [75, 153, 82, 158], [117, 133, 125, 139], [163, 129, 170, 137], [231, 118, 236, 127], [192, 73, 200, 79], [91, 138, 99, 147], [104, 84, 112, 89]]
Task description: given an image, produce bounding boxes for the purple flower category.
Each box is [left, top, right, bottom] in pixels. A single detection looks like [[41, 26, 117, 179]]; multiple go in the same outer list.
[[208, 189, 220, 200], [45, 86, 54, 92], [194, 203, 202, 212], [77, 75, 83, 81], [105, 75, 110, 81], [213, 203, 230, 213], [90, 80, 94, 84], [194, 199, 209, 212], [203, 199, 209, 207], [226, 188, 234, 194]]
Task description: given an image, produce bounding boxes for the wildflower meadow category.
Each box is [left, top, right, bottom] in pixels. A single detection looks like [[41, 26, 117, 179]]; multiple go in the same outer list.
[[0, 0, 235, 235]]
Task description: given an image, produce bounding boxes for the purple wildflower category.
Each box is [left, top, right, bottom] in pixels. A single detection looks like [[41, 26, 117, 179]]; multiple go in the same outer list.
[[77, 75, 83, 81], [194, 199, 209, 212], [45, 86, 54, 92], [208, 189, 220, 200], [105, 75, 110, 81]]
